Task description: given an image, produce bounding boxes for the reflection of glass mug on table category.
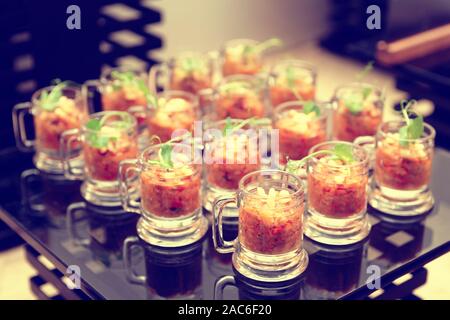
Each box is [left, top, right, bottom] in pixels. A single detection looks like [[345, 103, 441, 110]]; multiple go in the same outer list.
[[12, 83, 88, 174], [214, 273, 303, 300], [123, 236, 204, 299], [60, 111, 139, 207], [355, 120, 435, 217], [213, 169, 308, 281], [119, 142, 208, 247]]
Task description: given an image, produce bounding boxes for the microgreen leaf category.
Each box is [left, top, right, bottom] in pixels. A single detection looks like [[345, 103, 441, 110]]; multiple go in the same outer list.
[[303, 101, 321, 116], [159, 144, 174, 168], [398, 99, 424, 146], [285, 143, 355, 174], [86, 119, 101, 131], [286, 66, 296, 89], [111, 70, 158, 108], [86, 112, 131, 149], [356, 61, 374, 82], [333, 144, 355, 163], [39, 82, 68, 111]]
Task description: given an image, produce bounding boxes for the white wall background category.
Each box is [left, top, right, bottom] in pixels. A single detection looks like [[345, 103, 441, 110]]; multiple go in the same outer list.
[[146, 0, 331, 59]]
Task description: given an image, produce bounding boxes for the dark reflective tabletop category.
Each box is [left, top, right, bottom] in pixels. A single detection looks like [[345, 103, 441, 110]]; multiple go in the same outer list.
[[0, 148, 449, 300]]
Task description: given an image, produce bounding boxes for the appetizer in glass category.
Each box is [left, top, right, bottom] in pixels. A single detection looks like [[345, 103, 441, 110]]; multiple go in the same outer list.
[[203, 117, 269, 211], [332, 83, 384, 141], [149, 52, 215, 96], [12, 82, 87, 174], [203, 75, 267, 121], [61, 111, 138, 206], [119, 140, 207, 247], [146, 90, 199, 143], [273, 100, 328, 165], [269, 60, 316, 108], [357, 100, 435, 217], [212, 170, 308, 281], [221, 38, 282, 76], [287, 141, 370, 245]]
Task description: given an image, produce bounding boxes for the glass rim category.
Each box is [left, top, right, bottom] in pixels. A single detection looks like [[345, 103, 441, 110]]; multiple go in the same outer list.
[[378, 120, 436, 142], [150, 89, 199, 109], [82, 111, 137, 133], [308, 140, 369, 168], [238, 169, 305, 200], [100, 65, 146, 79], [273, 100, 329, 122], [270, 59, 317, 76], [138, 142, 201, 170], [31, 85, 82, 105], [334, 82, 384, 99]]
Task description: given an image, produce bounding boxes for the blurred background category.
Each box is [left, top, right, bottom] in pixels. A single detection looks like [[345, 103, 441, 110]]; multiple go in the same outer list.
[[1, 0, 449, 299]]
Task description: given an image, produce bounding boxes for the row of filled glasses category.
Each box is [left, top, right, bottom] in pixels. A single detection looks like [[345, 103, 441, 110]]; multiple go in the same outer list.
[[11, 37, 436, 282]]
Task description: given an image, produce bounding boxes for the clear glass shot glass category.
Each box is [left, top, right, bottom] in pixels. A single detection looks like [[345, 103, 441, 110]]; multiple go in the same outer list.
[[268, 59, 317, 108], [273, 100, 329, 165], [145, 90, 199, 143], [12, 84, 88, 174], [220, 39, 264, 77], [355, 121, 435, 217], [201, 75, 267, 121], [60, 111, 139, 206], [213, 169, 308, 281], [332, 83, 384, 142], [149, 51, 216, 96], [119, 142, 208, 247], [305, 141, 371, 245], [203, 118, 266, 212]]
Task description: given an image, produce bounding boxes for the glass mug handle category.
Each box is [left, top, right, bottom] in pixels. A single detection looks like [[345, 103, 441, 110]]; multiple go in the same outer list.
[[212, 196, 237, 254], [118, 159, 141, 214], [60, 128, 84, 180], [123, 236, 146, 285], [354, 136, 376, 169], [214, 275, 236, 300], [82, 79, 101, 113], [12, 102, 35, 151], [148, 63, 167, 94], [20, 169, 45, 212], [66, 202, 90, 246]]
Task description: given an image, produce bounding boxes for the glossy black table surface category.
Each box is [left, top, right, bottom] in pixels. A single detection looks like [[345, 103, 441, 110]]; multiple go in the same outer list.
[[0, 148, 449, 300]]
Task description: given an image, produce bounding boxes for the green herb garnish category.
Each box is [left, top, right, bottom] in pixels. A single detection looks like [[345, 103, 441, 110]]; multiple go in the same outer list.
[[399, 99, 424, 146], [86, 112, 133, 149], [285, 66, 320, 116], [111, 70, 158, 108], [242, 38, 283, 57], [147, 133, 193, 169], [180, 56, 203, 73], [343, 61, 374, 115], [39, 81, 68, 111], [285, 143, 355, 174], [223, 117, 271, 136]]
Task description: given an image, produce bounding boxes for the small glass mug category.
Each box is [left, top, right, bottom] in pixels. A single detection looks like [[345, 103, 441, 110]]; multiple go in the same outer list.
[[201, 74, 267, 121], [332, 83, 384, 142], [305, 141, 371, 245], [12, 84, 88, 174], [119, 143, 208, 247], [220, 39, 264, 77], [268, 59, 317, 108], [149, 51, 216, 96], [145, 90, 199, 143], [213, 169, 308, 281], [355, 121, 435, 217], [272, 100, 329, 165], [203, 118, 265, 212], [60, 111, 139, 207]]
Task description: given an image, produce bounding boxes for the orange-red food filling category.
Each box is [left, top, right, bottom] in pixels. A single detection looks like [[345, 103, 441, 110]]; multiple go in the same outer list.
[[140, 166, 201, 218], [240, 188, 303, 254], [375, 135, 432, 190], [308, 157, 368, 218]]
